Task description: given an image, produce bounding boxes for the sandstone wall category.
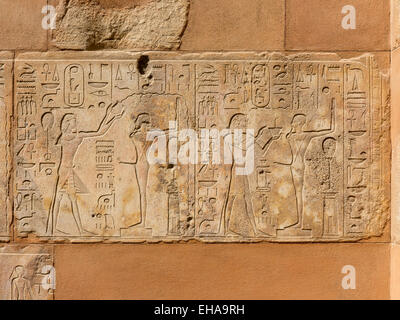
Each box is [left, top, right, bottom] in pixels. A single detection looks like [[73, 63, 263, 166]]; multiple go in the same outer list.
[[0, 0, 395, 300]]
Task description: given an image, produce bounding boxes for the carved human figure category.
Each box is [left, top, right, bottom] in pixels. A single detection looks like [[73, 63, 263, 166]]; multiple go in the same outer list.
[[222, 113, 257, 237], [129, 113, 152, 228], [286, 106, 335, 229], [10, 265, 33, 300], [47, 101, 125, 235], [321, 137, 337, 191], [306, 136, 340, 193], [262, 125, 298, 230]]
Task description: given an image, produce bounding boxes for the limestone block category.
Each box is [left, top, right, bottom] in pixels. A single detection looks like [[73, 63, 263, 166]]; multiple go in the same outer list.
[[180, 0, 285, 51], [0, 0, 47, 50], [13, 51, 390, 242], [391, 46, 400, 243], [54, 243, 390, 300], [0, 246, 54, 300], [391, 244, 400, 299], [393, 0, 400, 50], [0, 52, 12, 242], [50, 0, 190, 50], [286, 0, 390, 51]]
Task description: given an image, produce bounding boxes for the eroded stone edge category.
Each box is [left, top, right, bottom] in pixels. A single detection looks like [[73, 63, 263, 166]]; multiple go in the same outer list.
[[0, 52, 14, 242]]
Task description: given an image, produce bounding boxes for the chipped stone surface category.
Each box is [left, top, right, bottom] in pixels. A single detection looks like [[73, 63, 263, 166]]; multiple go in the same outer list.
[[51, 0, 190, 50], [0, 52, 13, 242], [13, 51, 390, 242], [0, 246, 54, 300]]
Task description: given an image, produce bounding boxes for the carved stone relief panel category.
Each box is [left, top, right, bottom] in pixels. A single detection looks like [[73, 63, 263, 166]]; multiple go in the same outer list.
[[0, 52, 12, 242], [0, 246, 54, 300], [13, 52, 390, 242]]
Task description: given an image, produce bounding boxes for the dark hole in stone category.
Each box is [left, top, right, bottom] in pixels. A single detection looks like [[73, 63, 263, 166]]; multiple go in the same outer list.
[[137, 55, 149, 75]]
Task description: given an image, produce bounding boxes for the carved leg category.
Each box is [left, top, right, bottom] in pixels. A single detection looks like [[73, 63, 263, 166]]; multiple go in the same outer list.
[[224, 195, 235, 235], [69, 193, 85, 235], [52, 192, 63, 234]]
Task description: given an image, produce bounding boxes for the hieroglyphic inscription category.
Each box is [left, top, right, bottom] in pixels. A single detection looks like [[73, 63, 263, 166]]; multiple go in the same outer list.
[[0, 52, 12, 241], [13, 52, 390, 242], [0, 246, 54, 300]]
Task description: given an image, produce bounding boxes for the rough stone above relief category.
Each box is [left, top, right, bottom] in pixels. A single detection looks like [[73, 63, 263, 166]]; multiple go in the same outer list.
[[0, 246, 54, 300], [0, 52, 13, 242], [51, 0, 190, 50], [13, 51, 390, 243]]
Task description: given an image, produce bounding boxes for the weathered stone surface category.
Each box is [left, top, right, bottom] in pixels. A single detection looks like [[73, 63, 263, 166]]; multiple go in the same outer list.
[[0, 52, 13, 242], [50, 0, 190, 50], [0, 246, 54, 300], [13, 51, 390, 242]]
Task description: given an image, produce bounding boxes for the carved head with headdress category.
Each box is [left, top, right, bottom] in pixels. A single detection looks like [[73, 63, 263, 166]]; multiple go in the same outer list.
[[130, 112, 151, 138], [57, 113, 77, 143]]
